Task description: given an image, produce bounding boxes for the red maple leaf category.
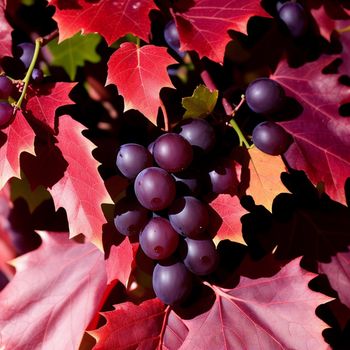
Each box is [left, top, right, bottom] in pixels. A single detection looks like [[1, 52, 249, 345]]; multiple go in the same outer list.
[[0, 111, 35, 190], [26, 82, 76, 132], [107, 43, 176, 125], [91, 258, 331, 349], [0, 231, 107, 350], [0, 0, 12, 57], [319, 247, 350, 309], [105, 236, 139, 286], [48, 116, 113, 250], [272, 56, 350, 204], [50, 0, 157, 44], [174, 0, 270, 63], [311, 6, 337, 40]]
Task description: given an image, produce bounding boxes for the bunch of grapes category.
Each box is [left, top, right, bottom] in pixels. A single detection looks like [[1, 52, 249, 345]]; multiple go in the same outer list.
[[246, 78, 293, 155], [114, 118, 241, 305]]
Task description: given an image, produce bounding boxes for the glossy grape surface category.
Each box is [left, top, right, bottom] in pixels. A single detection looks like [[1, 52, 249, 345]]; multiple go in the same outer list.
[[116, 143, 153, 179], [278, 2, 308, 38], [245, 78, 285, 114], [178, 118, 216, 153], [168, 196, 209, 238], [152, 261, 192, 305], [31, 68, 44, 82], [139, 217, 179, 260], [252, 121, 292, 155], [0, 76, 13, 99], [183, 238, 218, 275], [164, 20, 185, 57], [114, 197, 149, 236], [153, 133, 193, 173], [0, 102, 14, 127], [134, 167, 176, 211]]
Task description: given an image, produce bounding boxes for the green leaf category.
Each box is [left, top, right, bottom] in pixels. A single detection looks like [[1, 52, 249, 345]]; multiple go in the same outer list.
[[47, 32, 101, 80], [182, 85, 218, 119]]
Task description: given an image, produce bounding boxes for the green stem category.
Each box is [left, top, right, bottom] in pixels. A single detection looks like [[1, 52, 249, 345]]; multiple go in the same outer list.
[[229, 118, 251, 148], [136, 36, 141, 48], [15, 38, 42, 110]]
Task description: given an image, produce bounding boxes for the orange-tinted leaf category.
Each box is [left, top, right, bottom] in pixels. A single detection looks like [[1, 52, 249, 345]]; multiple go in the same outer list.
[[247, 147, 287, 211]]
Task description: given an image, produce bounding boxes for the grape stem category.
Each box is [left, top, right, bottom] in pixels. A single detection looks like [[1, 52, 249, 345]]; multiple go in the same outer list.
[[14, 37, 42, 110], [200, 68, 251, 148]]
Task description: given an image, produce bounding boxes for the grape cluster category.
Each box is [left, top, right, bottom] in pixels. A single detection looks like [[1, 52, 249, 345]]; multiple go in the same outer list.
[[246, 78, 293, 155], [114, 119, 240, 305]]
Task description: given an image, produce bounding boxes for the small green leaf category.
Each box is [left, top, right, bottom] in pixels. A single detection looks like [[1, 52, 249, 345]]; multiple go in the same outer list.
[[182, 85, 218, 119], [47, 32, 102, 80]]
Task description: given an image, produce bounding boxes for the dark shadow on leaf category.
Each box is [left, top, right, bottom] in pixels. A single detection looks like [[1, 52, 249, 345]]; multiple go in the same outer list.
[[172, 281, 215, 320], [21, 137, 68, 190], [272, 170, 350, 267]]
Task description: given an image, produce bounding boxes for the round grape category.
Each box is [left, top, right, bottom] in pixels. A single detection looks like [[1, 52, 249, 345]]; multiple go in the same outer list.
[[0, 102, 14, 128], [153, 133, 193, 173], [245, 78, 285, 114], [15, 43, 35, 69], [168, 196, 209, 238], [208, 159, 238, 195], [31, 68, 44, 82], [134, 167, 176, 211], [139, 217, 179, 260], [278, 2, 308, 38], [116, 143, 153, 179], [183, 238, 218, 275], [164, 20, 185, 57], [0, 76, 13, 99], [114, 197, 149, 236], [252, 121, 292, 155], [178, 118, 216, 153], [152, 261, 192, 305]]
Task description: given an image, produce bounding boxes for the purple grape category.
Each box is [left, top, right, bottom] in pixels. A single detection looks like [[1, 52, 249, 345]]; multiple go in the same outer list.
[[153, 133, 193, 173], [278, 2, 308, 38], [15, 43, 35, 69], [139, 217, 179, 260], [169, 196, 209, 238], [0, 102, 14, 128], [183, 238, 218, 275], [164, 20, 185, 57], [0, 76, 13, 99], [116, 143, 153, 179], [134, 167, 176, 211], [252, 121, 292, 155], [31, 68, 44, 82], [245, 78, 285, 114], [114, 197, 150, 236], [178, 118, 216, 153], [208, 159, 239, 194], [152, 261, 192, 305]]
